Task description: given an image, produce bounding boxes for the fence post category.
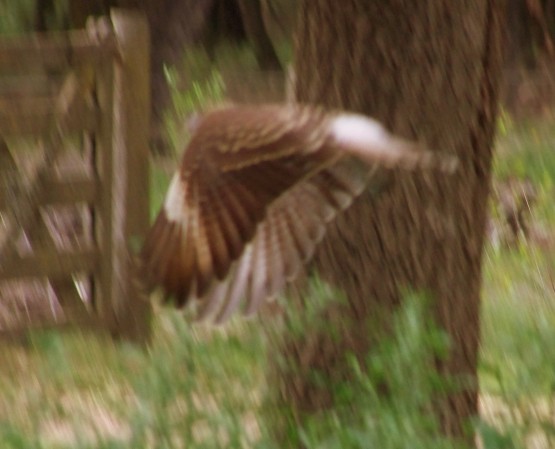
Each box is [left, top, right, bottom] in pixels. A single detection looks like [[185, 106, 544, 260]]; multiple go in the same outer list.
[[110, 9, 151, 344]]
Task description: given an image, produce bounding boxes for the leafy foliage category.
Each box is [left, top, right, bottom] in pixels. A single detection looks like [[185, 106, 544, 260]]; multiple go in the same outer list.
[[292, 293, 470, 449]]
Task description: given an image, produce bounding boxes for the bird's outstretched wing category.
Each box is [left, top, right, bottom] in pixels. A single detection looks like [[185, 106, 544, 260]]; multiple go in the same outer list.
[[194, 158, 374, 323], [140, 103, 455, 321]]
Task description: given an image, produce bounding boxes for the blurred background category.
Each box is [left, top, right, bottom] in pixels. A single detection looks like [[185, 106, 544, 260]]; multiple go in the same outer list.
[[0, 1, 554, 448]]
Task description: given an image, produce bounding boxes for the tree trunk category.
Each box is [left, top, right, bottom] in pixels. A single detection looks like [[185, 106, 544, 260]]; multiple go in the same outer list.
[[274, 0, 504, 442]]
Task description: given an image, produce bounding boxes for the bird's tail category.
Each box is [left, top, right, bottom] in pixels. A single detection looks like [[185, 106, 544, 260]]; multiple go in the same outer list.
[[329, 113, 458, 173]]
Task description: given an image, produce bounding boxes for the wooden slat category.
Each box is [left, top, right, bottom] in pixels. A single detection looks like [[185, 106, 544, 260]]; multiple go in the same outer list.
[[0, 249, 99, 280], [95, 22, 116, 325], [0, 69, 99, 137], [107, 9, 152, 343], [0, 178, 98, 210], [0, 74, 60, 96], [0, 95, 54, 110], [20, 211, 95, 327], [0, 30, 116, 71], [0, 98, 98, 136], [0, 129, 67, 259], [42, 179, 98, 205], [0, 70, 99, 256]]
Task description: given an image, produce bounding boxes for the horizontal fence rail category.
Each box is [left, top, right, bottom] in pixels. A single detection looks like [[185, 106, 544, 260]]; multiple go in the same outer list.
[[0, 30, 116, 71]]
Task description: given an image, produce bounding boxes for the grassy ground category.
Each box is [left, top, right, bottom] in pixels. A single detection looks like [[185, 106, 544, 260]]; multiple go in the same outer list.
[[478, 115, 555, 449], [1, 47, 554, 447]]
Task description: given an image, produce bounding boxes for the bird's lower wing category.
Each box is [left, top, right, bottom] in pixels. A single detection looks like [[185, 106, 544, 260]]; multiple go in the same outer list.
[[193, 158, 372, 323]]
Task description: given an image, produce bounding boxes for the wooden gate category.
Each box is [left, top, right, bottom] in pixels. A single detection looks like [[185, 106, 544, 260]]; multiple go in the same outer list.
[[0, 10, 151, 343]]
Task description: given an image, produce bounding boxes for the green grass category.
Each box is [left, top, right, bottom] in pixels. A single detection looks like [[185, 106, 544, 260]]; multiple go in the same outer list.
[[494, 114, 555, 224], [0, 313, 270, 448], [293, 294, 469, 449], [476, 114, 555, 448], [0, 292, 467, 449]]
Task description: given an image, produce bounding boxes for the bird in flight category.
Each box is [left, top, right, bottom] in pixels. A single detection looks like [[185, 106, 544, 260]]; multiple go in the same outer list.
[[140, 103, 456, 323]]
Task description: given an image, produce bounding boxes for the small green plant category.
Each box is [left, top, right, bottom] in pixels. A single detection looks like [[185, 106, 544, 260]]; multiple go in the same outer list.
[[497, 107, 514, 137], [290, 292, 469, 449], [163, 49, 226, 154], [261, 285, 472, 449]]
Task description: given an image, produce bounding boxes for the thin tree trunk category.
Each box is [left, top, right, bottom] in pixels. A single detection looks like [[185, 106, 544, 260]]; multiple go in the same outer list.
[[274, 0, 504, 441]]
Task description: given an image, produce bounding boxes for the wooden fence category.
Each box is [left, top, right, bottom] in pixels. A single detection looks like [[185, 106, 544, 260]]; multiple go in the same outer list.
[[0, 9, 151, 343]]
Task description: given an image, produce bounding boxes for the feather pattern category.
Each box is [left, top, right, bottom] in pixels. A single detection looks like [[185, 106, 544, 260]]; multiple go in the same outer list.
[[140, 103, 457, 322]]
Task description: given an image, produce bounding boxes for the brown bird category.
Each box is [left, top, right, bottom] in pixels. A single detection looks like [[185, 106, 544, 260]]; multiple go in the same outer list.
[[140, 103, 456, 323]]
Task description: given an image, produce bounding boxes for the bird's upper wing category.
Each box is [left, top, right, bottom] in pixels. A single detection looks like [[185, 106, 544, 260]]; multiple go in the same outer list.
[[140, 103, 456, 317], [140, 104, 340, 305]]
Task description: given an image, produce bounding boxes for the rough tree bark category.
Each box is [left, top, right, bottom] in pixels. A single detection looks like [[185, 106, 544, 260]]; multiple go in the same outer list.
[[274, 0, 504, 441]]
